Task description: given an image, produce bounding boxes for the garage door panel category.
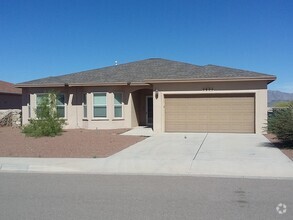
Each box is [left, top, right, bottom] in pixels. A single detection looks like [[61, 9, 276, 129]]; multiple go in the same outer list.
[[165, 94, 255, 133]]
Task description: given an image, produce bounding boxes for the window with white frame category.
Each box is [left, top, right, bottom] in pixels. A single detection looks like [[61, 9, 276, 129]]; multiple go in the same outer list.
[[36, 94, 48, 116], [56, 94, 65, 118], [93, 93, 107, 118], [36, 93, 65, 118], [114, 92, 123, 118], [36, 94, 48, 106], [82, 93, 87, 118]]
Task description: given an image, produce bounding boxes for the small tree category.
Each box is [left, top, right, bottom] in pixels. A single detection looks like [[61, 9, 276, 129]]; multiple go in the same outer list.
[[22, 92, 66, 137], [268, 103, 293, 145]]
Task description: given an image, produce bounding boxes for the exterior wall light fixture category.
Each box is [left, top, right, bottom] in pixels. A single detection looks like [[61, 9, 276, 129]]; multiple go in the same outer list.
[[155, 89, 159, 99]]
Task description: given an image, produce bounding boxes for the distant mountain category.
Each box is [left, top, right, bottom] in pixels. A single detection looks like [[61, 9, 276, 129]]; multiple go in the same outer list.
[[268, 90, 293, 106]]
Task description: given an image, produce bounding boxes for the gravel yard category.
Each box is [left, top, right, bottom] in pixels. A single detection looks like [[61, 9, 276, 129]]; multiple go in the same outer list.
[[1, 126, 291, 161], [0, 127, 145, 158]]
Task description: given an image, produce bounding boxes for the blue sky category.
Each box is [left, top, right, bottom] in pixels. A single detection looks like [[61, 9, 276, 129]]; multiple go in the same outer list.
[[0, 0, 292, 92]]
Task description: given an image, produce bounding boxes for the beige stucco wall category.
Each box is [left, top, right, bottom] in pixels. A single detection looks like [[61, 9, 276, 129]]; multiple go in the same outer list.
[[153, 81, 269, 134], [21, 80, 269, 134], [255, 89, 268, 134], [21, 85, 151, 130], [131, 89, 153, 126], [0, 93, 22, 109]]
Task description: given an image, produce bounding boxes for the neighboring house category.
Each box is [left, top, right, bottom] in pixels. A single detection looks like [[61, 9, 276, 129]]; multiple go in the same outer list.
[[0, 80, 22, 109], [16, 58, 276, 134]]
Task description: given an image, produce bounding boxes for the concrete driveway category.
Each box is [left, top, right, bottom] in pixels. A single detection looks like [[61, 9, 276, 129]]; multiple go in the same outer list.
[[105, 133, 293, 178], [1, 133, 292, 178], [189, 133, 293, 177]]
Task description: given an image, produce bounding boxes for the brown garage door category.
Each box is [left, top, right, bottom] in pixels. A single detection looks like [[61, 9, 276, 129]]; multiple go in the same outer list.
[[165, 94, 255, 133]]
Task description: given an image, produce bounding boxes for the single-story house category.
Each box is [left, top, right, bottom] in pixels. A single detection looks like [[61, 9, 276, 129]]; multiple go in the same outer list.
[[17, 58, 276, 134], [0, 80, 22, 109]]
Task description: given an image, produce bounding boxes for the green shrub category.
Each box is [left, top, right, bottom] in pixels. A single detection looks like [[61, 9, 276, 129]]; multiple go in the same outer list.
[[273, 101, 293, 108], [268, 103, 293, 145], [22, 92, 66, 137]]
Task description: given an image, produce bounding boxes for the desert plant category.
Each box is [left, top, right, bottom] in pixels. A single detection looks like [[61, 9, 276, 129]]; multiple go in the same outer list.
[[22, 92, 66, 137], [273, 101, 293, 108], [268, 103, 293, 145]]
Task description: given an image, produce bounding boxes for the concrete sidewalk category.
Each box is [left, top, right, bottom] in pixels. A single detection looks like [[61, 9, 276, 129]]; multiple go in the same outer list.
[[1, 133, 293, 179]]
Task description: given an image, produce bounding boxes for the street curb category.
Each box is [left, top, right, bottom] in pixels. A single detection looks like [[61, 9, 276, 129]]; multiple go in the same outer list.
[[1, 164, 293, 181]]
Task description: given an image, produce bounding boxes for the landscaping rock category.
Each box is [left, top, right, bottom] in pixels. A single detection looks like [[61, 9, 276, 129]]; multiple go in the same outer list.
[[0, 109, 21, 127]]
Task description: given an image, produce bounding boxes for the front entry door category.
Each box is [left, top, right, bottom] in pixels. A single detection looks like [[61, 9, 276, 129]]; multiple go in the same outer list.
[[146, 96, 153, 126]]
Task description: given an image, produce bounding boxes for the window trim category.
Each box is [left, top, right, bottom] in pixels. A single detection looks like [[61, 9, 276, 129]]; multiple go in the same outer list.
[[82, 93, 88, 119], [56, 94, 66, 118], [92, 92, 108, 119], [28, 103, 31, 119], [113, 92, 123, 119], [27, 94, 31, 119], [35, 93, 66, 119]]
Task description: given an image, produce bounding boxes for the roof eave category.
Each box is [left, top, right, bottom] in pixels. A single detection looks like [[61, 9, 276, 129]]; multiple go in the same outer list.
[[16, 82, 150, 88], [16, 83, 66, 88], [15, 76, 277, 88], [0, 91, 22, 95], [67, 82, 149, 87], [145, 76, 277, 84]]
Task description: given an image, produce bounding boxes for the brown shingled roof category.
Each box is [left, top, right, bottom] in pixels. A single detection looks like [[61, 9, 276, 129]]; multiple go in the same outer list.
[[0, 80, 22, 94], [17, 58, 276, 87]]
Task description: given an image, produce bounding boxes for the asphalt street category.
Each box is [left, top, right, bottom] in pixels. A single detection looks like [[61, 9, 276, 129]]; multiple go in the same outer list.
[[0, 173, 292, 220]]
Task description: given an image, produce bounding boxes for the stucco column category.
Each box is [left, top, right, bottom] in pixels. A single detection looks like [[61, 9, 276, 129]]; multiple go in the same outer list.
[[255, 89, 268, 134], [153, 89, 163, 133]]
